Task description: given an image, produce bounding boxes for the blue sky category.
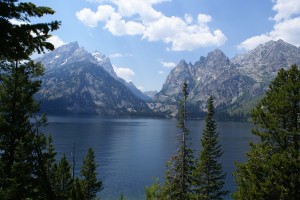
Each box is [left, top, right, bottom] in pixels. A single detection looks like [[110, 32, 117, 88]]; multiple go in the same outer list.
[[29, 0, 300, 92]]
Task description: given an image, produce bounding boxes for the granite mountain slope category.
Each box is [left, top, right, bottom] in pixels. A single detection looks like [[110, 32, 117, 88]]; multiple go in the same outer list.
[[36, 42, 150, 115], [36, 40, 300, 118], [152, 40, 300, 118]]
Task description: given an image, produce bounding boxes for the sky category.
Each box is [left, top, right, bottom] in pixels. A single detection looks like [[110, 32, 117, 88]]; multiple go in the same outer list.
[[28, 0, 300, 92]]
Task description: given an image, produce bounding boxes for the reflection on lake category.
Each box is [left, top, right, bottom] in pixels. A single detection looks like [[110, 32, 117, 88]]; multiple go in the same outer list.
[[42, 116, 255, 200]]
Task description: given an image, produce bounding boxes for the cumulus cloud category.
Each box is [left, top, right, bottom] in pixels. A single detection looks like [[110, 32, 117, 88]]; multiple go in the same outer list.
[[238, 0, 300, 50], [272, 0, 300, 22], [76, 5, 115, 27], [76, 0, 226, 51], [184, 14, 193, 24], [47, 35, 66, 48], [113, 66, 135, 82], [198, 14, 212, 24], [105, 12, 145, 36], [161, 61, 176, 68]]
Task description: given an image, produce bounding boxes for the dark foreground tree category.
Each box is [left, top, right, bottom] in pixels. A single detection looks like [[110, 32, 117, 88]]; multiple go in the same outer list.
[[80, 147, 103, 200], [0, 0, 60, 199], [0, 60, 57, 199], [0, 0, 60, 61], [193, 96, 228, 200], [163, 82, 195, 200], [234, 64, 300, 200], [53, 154, 73, 199]]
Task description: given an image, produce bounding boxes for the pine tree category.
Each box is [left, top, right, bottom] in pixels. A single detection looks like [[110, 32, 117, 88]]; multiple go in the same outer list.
[[72, 177, 84, 200], [234, 64, 300, 199], [0, 0, 60, 199], [80, 147, 103, 200], [53, 154, 73, 200], [193, 96, 228, 200], [0, 60, 50, 199], [0, 0, 60, 61], [145, 178, 163, 200], [119, 193, 126, 200], [163, 81, 194, 200]]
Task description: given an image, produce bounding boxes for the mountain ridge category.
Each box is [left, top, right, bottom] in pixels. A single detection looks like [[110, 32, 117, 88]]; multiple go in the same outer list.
[[36, 42, 151, 116], [152, 39, 300, 118], [36, 39, 300, 119]]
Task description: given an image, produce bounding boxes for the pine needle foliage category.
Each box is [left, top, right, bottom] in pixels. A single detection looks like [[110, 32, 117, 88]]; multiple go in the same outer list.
[[163, 81, 195, 200], [234, 64, 300, 200], [193, 96, 228, 200]]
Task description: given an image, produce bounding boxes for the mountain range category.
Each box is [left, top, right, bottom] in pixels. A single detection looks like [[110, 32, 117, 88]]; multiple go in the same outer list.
[[35, 42, 151, 116], [35, 40, 300, 118]]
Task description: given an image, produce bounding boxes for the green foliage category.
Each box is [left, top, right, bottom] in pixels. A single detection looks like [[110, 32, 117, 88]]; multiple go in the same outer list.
[[80, 147, 103, 200], [0, 1, 101, 200], [193, 96, 228, 200], [0, 60, 54, 199], [163, 81, 195, 200], [0, 0, 60, 61], [53, 154, 73, 199], [234, 64, 300, 200], [119, 193, 126, 200], [0, 1, 60, 198], [145, 178, 163, 200], [72, 177, 84, 200]]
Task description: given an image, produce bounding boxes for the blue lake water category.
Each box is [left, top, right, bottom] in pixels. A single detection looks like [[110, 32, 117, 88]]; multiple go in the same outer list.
[[42, 116, 255, 200]]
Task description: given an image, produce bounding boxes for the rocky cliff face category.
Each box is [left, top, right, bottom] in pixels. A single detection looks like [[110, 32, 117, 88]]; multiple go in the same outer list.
[[36, 42, 150, 115], [232, 39, 300, 82], [152, 40, 300, 118], [36, 39, 300, 118]]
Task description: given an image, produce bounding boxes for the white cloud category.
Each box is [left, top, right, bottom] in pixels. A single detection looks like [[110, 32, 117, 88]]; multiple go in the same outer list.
[[161, 61, 176, 68], [238, 35, 272, 51], [272, 0, 300, 22], [113, 66, 135, 82], [109, 53, 134, 58], [105, 13, 145, 36], [197, 14, 212, 24], [184, 14, 193, 24], [47, 35, 66, 48], [76, 5, 115, 27], [158, 70, 164, 74], [238, 0, 300, 50], [109, 53, 123, 58], [76, 1, 226, 51]]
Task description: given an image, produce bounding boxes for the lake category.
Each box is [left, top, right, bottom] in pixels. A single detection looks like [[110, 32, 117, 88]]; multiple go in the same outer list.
[[42, 116, 255, 200]]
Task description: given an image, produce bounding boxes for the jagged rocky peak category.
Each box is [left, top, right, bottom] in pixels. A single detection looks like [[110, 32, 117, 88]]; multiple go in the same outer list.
[[92, 51, 106, 61], [179, 59, 188, 66], [232, 39, 300, 65], [195, 56, 206, 66], [59, 41, 80, 53], [204, 49, 230, 67], [174, 59, 192, 72], [36, 41, 81, 70]]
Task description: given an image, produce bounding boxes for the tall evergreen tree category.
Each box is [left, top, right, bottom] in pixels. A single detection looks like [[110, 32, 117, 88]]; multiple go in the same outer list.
[[0, 0, 60, 199], [53, 154, 73, 200], [163, 81, 194, 200], [193, 96, 228, 200], [80, 147, 103, 200], [145, 178, 163, 200], [234, 64, 300, 200]]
